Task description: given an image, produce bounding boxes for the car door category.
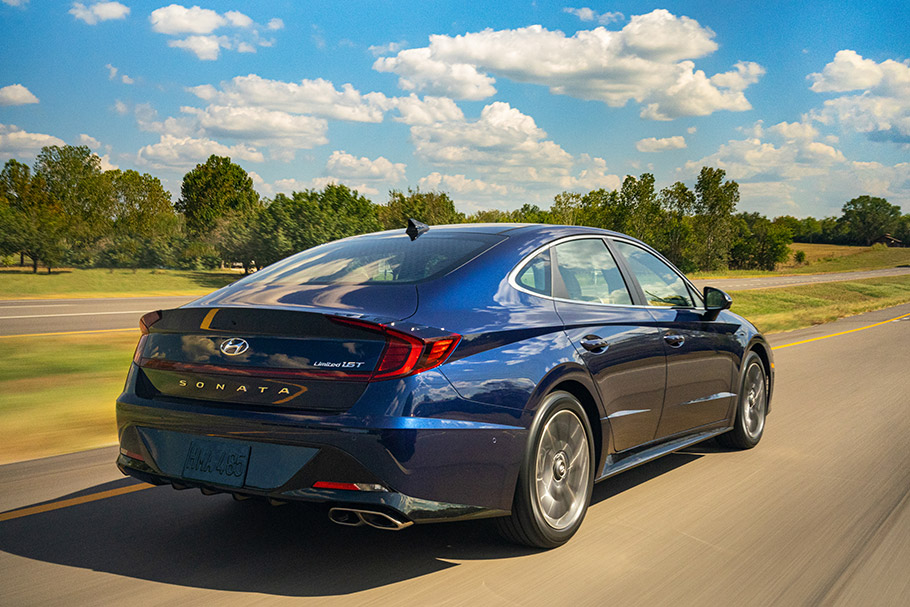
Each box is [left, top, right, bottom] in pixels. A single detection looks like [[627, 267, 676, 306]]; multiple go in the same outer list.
[[610, 239, 739, 439], [551, 237, 668, 453]]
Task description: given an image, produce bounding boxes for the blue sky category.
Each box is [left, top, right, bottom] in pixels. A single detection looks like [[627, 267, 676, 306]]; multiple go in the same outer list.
[[1, 1, 908, 218]]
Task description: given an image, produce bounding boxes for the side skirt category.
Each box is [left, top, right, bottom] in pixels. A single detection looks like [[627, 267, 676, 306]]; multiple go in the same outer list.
[[596, 427, 730, 482]]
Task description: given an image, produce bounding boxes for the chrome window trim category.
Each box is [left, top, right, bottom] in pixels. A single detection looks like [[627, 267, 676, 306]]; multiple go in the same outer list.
[[508, 232, 705, 310]]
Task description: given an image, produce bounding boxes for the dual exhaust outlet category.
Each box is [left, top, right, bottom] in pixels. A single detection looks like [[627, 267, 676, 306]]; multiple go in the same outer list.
[[328, 507, 413, 531]]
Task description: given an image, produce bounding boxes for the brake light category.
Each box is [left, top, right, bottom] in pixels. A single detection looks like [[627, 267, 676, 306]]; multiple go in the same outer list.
[[330, 317, 461, 381], [133, 311, 161, 364], [313, 481, 386, 492]]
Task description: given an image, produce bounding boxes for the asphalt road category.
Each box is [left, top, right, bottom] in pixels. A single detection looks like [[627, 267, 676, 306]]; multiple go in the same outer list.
[[690, 266, 910, 291], [0, 296, 196, 336], [1, 303, 909, 606], [3, 266, 910, 337]]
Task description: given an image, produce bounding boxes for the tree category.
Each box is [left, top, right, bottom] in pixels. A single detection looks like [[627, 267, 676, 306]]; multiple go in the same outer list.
[[99, 170, 181, 268], [839, 195, 902, 245], [620, 173, 662, 243], [251, 184, 382, 268], [0, 160, 67, 273], [730, 213, 793, 271], [656, 181, 696, 271], [177, 155, 260, 236], [34, 145, 113, 264], [377, 188, 464, 229], [691, 167, 740, 271]]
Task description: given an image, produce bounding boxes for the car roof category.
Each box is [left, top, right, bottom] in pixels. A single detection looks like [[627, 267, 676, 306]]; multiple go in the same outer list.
[[362, 223, 628, 238]]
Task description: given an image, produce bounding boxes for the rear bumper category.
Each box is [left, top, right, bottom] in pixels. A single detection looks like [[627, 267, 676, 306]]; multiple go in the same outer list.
[[116, 386, 526, 523]]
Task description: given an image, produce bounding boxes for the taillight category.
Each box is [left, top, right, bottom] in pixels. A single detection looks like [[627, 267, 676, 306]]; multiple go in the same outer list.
[[133, 311, 161, 364], [331, 317, 461, 381]]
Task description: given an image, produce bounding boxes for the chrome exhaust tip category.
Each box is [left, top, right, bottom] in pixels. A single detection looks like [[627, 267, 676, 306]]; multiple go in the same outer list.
[[328, 507, 413, 531]]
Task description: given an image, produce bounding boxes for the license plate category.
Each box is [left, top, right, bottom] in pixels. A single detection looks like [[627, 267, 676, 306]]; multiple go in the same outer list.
[[182, 439, 250, 488]]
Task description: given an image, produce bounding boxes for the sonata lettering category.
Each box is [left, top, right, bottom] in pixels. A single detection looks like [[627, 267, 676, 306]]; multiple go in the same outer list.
[[177, 380, 298, 399]]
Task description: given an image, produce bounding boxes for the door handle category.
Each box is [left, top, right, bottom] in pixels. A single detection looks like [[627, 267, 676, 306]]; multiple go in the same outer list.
[[664, 333, 685, 348], [581, 336, 610, 352]]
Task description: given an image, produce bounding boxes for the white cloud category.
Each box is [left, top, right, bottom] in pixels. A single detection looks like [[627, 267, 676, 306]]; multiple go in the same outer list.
[[113, 99, 128, 115], [390, 94, 464, 125], [0, 84, 39, 106], [808, 50, 910, 143], [150, 4, 226, 34], [636, 135, 687, 152], [370, 41, 405, 56], [79, 133, 101, 147], [168, 35, 224, 61], [410, 102, 573, 181], [121, 74, 134, 84], [558, 154, 623, 191], [181, 104, 328, 160], [151, 5, 281, 60], [419, 172, 510, 196], [97, 153, 118, 171], [188, 74, 390, 122], [70, 1, 129, 25], [563, 7, 624, 25], [767, 121, 818, 141], [0, 124, 64, 161], [272, 177, 379, 196], [105, 63, 118, 79], [373, 9, 762, 120], [2, 0, 29, 6], [325, 150, 406, 182], [687, 126, 697, 134], [136, 134, 264, 170]]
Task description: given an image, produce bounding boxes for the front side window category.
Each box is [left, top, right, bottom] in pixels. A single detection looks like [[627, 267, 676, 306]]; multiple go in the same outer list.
[[613, 241, 694, 307], [516, 250, 551, 295], [553, 239, 632, 305]]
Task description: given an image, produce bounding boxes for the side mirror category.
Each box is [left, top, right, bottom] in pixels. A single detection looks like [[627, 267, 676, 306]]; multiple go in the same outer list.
[[703, 286, 732, 319]]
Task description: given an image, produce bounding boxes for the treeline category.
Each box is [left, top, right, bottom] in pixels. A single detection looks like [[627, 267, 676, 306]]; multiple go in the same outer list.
[[2, 146, 907, 274]]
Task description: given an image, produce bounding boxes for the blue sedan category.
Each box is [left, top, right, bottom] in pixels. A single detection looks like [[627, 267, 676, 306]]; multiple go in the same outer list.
[[117, 222, 773, 547]]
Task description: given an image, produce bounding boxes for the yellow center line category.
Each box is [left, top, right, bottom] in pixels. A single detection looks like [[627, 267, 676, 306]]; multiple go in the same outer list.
[[0, 483, 154, 522], [0, 327, 139, 339], [772, 311, 910, 350]]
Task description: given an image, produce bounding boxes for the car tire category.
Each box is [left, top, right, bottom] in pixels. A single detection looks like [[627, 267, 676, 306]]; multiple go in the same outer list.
[[496, 391, 594, 548], [717, 352, 768, 450]]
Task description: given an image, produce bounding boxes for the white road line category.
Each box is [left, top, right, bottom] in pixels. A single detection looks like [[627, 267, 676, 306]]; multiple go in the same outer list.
[[0, 310, 147, 320]]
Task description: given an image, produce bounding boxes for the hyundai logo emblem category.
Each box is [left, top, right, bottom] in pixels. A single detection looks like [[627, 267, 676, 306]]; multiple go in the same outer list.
[[220, 338, 250, 356]]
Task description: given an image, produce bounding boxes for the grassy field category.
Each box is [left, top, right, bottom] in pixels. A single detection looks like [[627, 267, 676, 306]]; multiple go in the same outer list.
[[0, 267, 242, 299], [2, 274, 909, 464], [730, 274, 910, 333], [692, 244, 910, 279], [0, 331, 138, 464]]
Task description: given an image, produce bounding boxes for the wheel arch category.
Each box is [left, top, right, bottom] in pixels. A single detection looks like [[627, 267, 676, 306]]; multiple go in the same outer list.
[[746, 338, 774, 414]]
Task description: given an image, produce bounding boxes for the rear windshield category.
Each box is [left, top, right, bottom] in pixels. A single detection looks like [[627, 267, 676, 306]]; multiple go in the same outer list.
[[242, 232, 504, 285]]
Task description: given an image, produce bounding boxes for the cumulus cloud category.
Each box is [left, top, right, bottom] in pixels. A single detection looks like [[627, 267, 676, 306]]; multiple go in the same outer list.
[[188, 74, 390, 122], [370, 41, 406, 56], [0, 124, 64, 161], [636, 135, 686, 152], [676, 120, 910, 214], [808, 50, 910, 143], [325, 150, 406, 182], [0, 84, 39, 106], [272, 177, 379, 196], [389, 94, 464, 125], [374, 9, 762, 120], [69, 1, 129, 25], [79, 133, 101, 147], [150, 4, 281, 60], [419, 172, 510, 196], [136, 134, 263, 170], [563, 7, 624, 25], [2, 0, 29, 7]]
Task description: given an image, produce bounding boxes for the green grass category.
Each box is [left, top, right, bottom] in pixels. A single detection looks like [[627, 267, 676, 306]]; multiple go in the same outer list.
[[691, 244, 910, 280], [731, 275, 910, 333], [0, 267, 242, 299], [0, 331, 139, 464]]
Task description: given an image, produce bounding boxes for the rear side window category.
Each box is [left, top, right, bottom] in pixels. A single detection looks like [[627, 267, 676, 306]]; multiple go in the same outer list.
[[516, 250, 551, 295], [243, 232, 504, 285], [553, 239, 632, 305]]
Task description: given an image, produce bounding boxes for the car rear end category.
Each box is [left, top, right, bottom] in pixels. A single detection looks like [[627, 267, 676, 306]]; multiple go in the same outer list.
[[116, 229, 527, 526]]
